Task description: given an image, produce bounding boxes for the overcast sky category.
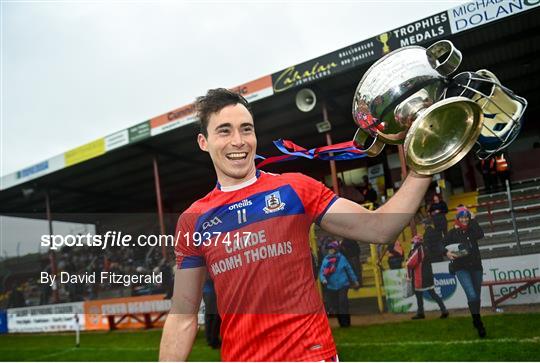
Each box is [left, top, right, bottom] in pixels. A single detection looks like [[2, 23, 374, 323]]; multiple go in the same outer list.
[[1, 0, 467, 178]]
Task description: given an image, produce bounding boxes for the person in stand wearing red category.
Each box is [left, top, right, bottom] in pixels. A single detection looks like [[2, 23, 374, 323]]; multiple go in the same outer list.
[[406, 235, 449, 320], [159, 88, 433, 362], [495, 152, 510, 190]]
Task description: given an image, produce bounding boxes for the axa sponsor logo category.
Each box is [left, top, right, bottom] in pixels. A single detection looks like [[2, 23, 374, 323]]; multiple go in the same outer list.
[[426, 273, 457, 301], [202, 216, 222, 230], [228, 199, 252, 211]]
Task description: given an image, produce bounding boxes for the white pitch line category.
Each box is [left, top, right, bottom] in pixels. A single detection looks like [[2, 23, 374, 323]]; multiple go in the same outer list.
[[31, 348, 76, 361], [337, 336, 540, 347]]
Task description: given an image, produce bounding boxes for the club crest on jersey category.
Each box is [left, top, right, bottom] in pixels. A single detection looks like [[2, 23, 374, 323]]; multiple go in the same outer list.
[[263, 191, 286, 214]]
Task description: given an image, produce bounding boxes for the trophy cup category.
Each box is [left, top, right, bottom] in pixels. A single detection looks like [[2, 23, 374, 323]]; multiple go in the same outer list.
[[352, 39, 527, 175]]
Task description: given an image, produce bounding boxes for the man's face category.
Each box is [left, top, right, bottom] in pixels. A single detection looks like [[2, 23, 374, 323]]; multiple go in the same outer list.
[[197, 103, 257, 185], [458, 216, 470, 225]]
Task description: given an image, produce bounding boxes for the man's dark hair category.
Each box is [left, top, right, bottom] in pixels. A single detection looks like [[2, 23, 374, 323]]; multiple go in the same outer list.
[[195, 88, 253, 137]]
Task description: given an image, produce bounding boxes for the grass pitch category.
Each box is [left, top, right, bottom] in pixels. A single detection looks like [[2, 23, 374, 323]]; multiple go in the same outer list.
[[1, 313, 539, 361]]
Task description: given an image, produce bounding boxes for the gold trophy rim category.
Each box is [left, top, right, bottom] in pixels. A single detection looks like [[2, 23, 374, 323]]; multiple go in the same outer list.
[[404, 96, 484, 175]]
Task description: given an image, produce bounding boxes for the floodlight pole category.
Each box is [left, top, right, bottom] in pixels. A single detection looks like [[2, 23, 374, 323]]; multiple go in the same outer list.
[[45, 190, 59, 303], [153, 156, 168, 260]]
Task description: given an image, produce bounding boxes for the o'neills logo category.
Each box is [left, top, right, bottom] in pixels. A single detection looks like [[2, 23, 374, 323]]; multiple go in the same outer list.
[[273, 62, 338, 92], [228, 199, 252, 211]]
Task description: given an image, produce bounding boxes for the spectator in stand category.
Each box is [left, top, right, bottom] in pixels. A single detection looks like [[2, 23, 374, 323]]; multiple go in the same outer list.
[[428, 194, 449, 238], [362, 183, 378, 208], [341, 238, 362, 285], [495, 152, 510, 190], [319, 241, 359, 327], [202, 275, 221, 349], [478, 156, 497, 193], [387, 240, 404, 270], [7, 286, 26, 308], [406, 235, 449, 320], [444, 207, 486, 338], [337, 178, 364, 203], [422, 218, 444, 263]]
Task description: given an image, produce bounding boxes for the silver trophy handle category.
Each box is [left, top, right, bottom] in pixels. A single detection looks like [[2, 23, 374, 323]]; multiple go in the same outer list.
[[427, 40, 462, 76]]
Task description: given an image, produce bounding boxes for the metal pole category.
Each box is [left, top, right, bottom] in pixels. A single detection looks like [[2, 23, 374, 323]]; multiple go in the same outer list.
[[45, 190, 59, 303], [153, 156, 168, 260], [370, 244, 384, 313], [322, 102, 339, 196], [506, 179, 522, 255], [397, 145, 417, 236]]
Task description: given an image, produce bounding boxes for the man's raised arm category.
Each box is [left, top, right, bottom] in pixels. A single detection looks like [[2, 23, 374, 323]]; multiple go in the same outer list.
[[159, 266, 206, 361], [320, 172, 432, 244]]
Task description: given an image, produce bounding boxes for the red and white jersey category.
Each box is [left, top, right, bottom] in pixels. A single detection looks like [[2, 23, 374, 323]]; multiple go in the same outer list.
[[175, 170, 339, 361]]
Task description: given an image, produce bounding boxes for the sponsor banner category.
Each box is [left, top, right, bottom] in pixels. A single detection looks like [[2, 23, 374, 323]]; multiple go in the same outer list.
[[271, 39, 379, 93], [230, 75, 274, 102], [367, 163, 385, 201], [449, 0, 540, 34], [383, 253, 540, 312], [7, 302, 85, 333], [272, 52, 340, 93], [376, 11, 451, 54], [128, 121, 151, 143], [83, 294, 170, 330], [1, 154, 65, 191], [270, 11, 452, 94], [150, 104, 198, 137], [0, 310, 7, 334], [83, 294, 204, 330], [105, 129, 129, 152], [64, 138, 106, 167], [334, 38, 379, 75]]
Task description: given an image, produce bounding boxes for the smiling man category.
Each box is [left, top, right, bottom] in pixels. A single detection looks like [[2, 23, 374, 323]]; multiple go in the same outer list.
[[159, 88, 432, 361]]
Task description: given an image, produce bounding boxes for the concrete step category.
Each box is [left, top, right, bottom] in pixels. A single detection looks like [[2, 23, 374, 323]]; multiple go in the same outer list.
[[478, 177, 540, 199], [477, 212, 540, 228], [483, 225, 540, 238], [479, 230, 540, 247], [479, 241, 540, 259], [477, 196, 540, 211], [478, 184, 540, 203], [475, 201, 540, 219]]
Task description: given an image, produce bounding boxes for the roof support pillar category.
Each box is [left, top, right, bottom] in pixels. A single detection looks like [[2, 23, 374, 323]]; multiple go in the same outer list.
[[45, 190, 59, 303], [153, 156, 168, 260], [322, 101, 339, 196]]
